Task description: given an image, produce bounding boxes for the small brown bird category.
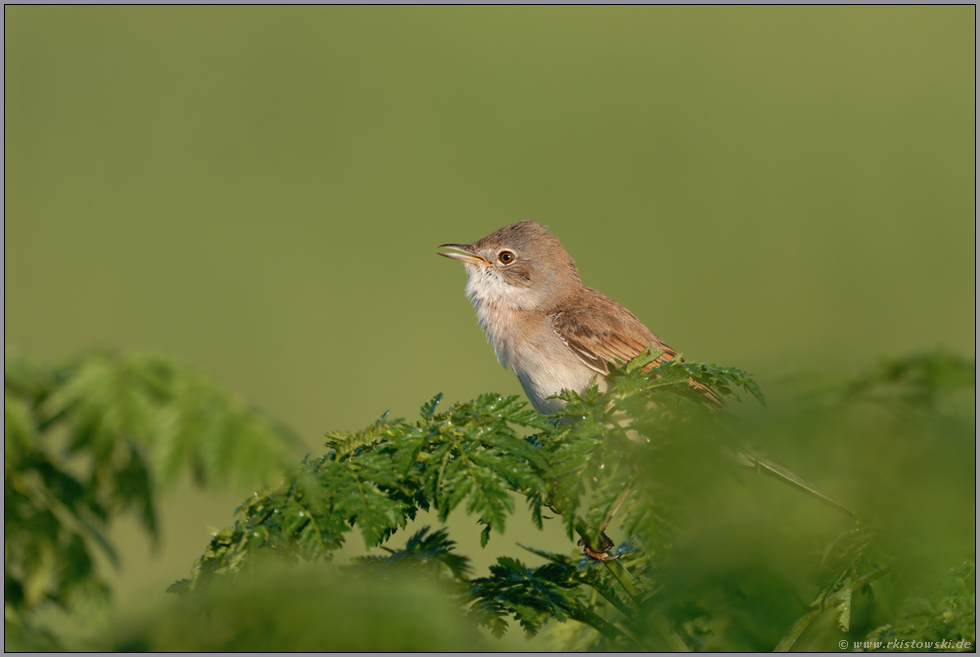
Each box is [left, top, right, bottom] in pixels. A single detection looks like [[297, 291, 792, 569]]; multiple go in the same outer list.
[[438, 221, 719, 414]]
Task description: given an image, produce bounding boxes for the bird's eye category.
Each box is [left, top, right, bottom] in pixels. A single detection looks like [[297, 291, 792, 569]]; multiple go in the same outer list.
[[498, 251, 515, 264]]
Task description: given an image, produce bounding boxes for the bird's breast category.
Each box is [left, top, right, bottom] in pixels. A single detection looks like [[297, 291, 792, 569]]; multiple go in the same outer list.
[[475, 304, 600, 414]]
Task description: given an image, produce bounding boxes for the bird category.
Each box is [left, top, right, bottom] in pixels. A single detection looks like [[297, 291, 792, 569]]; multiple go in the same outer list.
[[438, 221, 853, 557], [438, 221, 720, 416]]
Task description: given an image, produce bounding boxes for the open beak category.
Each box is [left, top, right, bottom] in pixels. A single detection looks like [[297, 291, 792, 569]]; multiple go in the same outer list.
[[438, 243, 488, 267]]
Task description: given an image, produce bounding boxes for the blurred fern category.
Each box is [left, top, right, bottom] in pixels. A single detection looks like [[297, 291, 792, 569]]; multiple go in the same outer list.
[[4, 349, 299, 645]]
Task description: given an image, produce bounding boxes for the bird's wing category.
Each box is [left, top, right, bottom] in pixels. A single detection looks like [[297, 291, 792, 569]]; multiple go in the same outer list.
[[552, 307, 674, 376], [552, 290, 724, 409]]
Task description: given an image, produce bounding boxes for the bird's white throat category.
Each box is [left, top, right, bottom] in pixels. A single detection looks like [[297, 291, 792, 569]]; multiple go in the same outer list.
[[462, 262, 536, 311], [461, 263, 530, 369]]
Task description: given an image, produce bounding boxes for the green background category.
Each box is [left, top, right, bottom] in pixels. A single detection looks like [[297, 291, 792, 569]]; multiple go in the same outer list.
[[5, 5, 974, 644]]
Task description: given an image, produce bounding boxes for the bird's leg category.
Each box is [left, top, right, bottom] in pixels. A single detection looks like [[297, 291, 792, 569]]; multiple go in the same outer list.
[[579, 484, 633, 561], [578, 534, 618, 560]]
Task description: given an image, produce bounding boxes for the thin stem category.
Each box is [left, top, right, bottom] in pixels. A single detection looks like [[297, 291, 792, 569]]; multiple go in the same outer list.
[[602, 559, 639, 603], [600, 484, 633, 534], [773, 607, 824, 653], [774, 565, 889, 652], [568, 608, 635, 648], [653, 613, 690, 652]]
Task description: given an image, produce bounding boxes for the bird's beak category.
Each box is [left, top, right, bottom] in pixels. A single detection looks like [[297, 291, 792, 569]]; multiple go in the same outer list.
[[437, 243, 488, 267]]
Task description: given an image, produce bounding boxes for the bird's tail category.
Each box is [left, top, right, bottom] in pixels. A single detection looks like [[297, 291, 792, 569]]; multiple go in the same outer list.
[[736, 451, 856, 517]]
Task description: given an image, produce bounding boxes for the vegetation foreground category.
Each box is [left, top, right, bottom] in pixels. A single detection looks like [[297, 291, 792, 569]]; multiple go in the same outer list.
[[5, 348, 975, 651]]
